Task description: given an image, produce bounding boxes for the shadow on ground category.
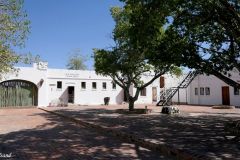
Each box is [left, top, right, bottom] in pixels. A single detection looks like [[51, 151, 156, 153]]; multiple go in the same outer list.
[[48, 107, 240, 160], [0, 110, 170, 160]]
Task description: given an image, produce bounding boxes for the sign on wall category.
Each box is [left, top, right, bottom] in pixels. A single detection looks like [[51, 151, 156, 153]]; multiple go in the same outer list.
[[65, 73, 80, 78], [38, 62, 48, 70]]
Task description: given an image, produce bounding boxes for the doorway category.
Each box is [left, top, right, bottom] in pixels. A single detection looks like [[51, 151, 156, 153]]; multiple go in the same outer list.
[[160, 76, 165, 88], [0, 80, 38, 107], [152, 87, 157, 102], [68, 86, 74, 103], [222, 86, 230, 105]]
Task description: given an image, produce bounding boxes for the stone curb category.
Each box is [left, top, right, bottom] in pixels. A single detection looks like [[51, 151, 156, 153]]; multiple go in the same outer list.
[[39, 108, 212, 160]]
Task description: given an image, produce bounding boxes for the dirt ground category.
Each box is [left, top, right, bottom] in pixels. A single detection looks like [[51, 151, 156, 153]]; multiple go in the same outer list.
[[45, 104, 240, 160], [0, 108, 171, 160]]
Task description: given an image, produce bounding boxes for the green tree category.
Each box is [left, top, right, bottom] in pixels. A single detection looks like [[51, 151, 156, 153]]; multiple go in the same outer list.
[[122, 0, 240, 89], [66, 49, 87, 70], [21, 53, 41, 64], [0, 0, 30, 78], [94, 7, 182, 111], [172, 0, 240, 89]]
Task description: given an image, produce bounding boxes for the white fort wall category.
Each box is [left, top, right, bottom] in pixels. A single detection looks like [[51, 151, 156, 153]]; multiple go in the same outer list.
[[1, 67, 48, 106], [0, 62, 239, 107], [132, 75, 161, 104], [46, 69, 124, 105], [189, 73, 240, 106], [162, 72, 240, 106], [0, 65, 160, 107], [164, 73, 189, 104]]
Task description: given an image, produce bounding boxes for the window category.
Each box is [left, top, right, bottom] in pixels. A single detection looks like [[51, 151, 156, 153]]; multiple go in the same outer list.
[[195, 88, 198, 95], [92, 82, 97, 89], [140, 88, 147, 96], [81, 82, 86, 89], [200, 87, 204, 95], [102, 82, 107, 90], [205, 87, 210, 95], [234, 87, 240, 95], [57, 81, 62, 89], [112, 82, 116, 90]]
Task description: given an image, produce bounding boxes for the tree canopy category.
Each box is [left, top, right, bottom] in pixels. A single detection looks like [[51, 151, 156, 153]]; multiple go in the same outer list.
[[66, 49, 87, 70], [122, 0, 240, 89], [94, 6, 182, 111], [0, 0, 30, 78]]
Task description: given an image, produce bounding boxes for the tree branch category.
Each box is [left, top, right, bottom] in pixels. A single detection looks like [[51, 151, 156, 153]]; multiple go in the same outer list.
[[140, 70, 166, 89], [211, 69, 240, 89]]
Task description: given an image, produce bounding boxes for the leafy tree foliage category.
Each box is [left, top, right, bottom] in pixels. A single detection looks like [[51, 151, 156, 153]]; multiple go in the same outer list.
[[0, 0, 30, 78], [94, 6, 182, 111], [122, 0, 240, 89], [173, 0, 240, 88], [21, 53, 41, 64], [66, 49, 87, 70]]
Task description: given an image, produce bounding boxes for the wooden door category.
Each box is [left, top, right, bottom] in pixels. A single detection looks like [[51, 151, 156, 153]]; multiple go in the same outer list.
[[68, 86, 75, 103], [152, 87, 157, 102], [0, 80, 38, 107], [160, 76, 165, 88], [222, 86, 230, 105]]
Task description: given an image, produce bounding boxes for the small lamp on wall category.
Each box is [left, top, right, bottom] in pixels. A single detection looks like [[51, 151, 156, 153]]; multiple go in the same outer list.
[[37, 79, 44, 88]]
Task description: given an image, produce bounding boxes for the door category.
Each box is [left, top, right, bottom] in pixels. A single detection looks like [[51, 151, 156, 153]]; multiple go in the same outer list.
[[68, 86, 74, 103], [0, 80, 38, 107], [152, 87, 157, 102], [160, 76, 165, 88], [222, 86, 230, 105]]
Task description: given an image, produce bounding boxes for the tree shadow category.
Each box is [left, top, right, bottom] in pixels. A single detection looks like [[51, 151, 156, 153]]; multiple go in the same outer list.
[[0, 111, 170, 160], [47, 107, 240, 159]]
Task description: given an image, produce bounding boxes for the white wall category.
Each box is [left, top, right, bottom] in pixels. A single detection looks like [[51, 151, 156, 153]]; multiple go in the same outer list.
[[47, 79, 124, 105], [1, 65, 240, 107], [133, 75, 161, 104], [163, 73, 188, 104], [46, 69, 124, 105], [0, 67, 48, 106], [189, 73, 240, 106]]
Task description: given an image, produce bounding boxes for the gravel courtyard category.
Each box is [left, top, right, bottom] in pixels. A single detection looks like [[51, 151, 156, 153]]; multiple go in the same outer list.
[[45, 104, 240, 160], [0, 108, 170, 160]]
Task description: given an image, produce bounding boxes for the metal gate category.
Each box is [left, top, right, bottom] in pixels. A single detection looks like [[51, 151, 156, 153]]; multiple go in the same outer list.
[[0, 80, 38, 107]]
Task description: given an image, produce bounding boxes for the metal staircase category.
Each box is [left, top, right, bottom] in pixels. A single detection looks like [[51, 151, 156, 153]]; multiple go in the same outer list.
[[156, 71, 198, 106]]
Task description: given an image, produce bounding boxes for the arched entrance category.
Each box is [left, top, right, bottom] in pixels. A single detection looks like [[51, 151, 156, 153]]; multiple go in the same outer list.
[[0, 80, 38, 107]]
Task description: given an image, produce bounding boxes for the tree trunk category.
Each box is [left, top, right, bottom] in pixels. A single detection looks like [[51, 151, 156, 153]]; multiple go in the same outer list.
[[129, 98, 135, 111]]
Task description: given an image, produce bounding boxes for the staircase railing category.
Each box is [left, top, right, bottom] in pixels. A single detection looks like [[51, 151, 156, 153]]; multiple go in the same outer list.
[[156, 71, 198, 106]]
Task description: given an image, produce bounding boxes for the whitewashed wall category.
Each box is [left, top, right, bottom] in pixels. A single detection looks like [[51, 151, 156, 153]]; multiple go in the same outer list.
[[133, 75, 161, 104], [0, 66, 48, 106], [163, 73, 188, 104], [1, 64, 240, 107], [189, 73, 240, 106], [46, 69, 124, 105]]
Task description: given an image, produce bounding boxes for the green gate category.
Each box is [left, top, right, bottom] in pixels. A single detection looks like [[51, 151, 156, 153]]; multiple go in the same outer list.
[[0, 80, 38, 108]]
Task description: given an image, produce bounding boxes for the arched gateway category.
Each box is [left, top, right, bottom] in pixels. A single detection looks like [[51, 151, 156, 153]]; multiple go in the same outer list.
[[0, 80, 38, 107]]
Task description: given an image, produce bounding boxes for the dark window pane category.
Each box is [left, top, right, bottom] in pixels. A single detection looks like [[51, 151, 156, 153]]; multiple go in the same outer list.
[[195, 88, 198, 95], [57, 81, 62, 89], [102, 82, 107, 89], [112, 82, 116, 89], [140, 88, 147, 96], [81, 82, 86, 89], [92, 82, 97, 89], [234, 87, 239, 95], [205, 87, 210, 95], [200, 87, 204, 95]]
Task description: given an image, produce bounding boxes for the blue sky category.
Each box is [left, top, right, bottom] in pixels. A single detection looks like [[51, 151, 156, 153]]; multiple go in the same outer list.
[[17, 0, 123, 69]]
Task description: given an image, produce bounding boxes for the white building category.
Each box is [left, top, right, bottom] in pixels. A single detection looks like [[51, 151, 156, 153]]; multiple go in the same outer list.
[[0, 62, 161, 107], [165, 71, 240, 106], [0, 62, 239, 107]]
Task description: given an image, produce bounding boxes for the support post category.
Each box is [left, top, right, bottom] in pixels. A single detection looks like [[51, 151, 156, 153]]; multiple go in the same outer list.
[[178, 89, 180, 105]]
